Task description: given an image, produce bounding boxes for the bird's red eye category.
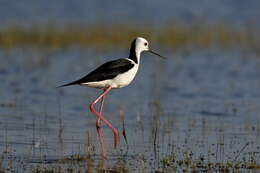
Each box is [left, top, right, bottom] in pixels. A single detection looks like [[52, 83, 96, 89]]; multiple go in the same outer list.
[[144, 43, 148, 46]]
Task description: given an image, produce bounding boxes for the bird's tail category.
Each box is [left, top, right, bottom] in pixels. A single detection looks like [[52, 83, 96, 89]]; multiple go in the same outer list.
[[56, 81, 79, 88]]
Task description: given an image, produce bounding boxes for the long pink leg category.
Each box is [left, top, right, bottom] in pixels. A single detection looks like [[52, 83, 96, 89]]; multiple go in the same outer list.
[[89, 86, 119, 150], [96, 95, 106, 157], [97, 94, 105, 126]]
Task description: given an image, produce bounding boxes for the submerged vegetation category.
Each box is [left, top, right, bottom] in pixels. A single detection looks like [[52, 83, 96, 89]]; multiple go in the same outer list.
[[1, 135, 260, 173], [1, 99, 260, 172], [0, 23, 260, 52]]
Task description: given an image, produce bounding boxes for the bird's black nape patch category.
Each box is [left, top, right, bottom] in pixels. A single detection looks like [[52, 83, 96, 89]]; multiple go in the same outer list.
[[128, 39, 138, 64]]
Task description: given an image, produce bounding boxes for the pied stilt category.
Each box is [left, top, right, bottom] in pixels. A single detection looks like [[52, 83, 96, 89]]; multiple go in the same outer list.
[[57, 37, 166, 158]]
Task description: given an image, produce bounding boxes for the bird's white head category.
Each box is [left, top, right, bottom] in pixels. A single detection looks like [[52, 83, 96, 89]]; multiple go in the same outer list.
[[135, 37, 150, 53], [128, 37, 166, 64]]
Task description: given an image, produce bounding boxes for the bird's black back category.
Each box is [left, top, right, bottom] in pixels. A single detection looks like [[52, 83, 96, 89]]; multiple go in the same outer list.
[[57, 58, 134, 87]]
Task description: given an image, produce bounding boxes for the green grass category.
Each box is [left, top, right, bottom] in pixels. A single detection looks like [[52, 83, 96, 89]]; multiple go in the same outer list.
[[0, 23, 259, 52]]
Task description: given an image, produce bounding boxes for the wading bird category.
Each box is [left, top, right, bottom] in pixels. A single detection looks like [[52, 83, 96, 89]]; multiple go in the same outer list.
[[57, 37, 166, 158]]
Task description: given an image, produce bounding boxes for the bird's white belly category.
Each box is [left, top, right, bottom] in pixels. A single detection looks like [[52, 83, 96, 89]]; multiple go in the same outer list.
[[81, 64, 139, 89], [112, 65, 139, 88]]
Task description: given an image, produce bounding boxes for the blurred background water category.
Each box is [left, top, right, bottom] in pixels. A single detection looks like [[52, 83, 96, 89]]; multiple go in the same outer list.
[[0, 0, 260, 27], [1, 0, 260, 172]]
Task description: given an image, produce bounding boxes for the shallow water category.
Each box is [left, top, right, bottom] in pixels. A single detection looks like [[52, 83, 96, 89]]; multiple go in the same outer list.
[[1, 47, 260, 171]]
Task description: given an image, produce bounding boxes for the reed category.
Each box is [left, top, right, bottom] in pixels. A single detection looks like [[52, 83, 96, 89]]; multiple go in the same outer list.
[[0, 23, 259, 52]]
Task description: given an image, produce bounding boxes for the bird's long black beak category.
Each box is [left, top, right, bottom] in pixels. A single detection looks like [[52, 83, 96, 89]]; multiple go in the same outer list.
[[148, 50, 166, 59]]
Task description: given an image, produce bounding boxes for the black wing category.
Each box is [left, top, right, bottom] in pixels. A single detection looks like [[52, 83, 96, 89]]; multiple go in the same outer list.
[[57, 58, 134, 88]]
